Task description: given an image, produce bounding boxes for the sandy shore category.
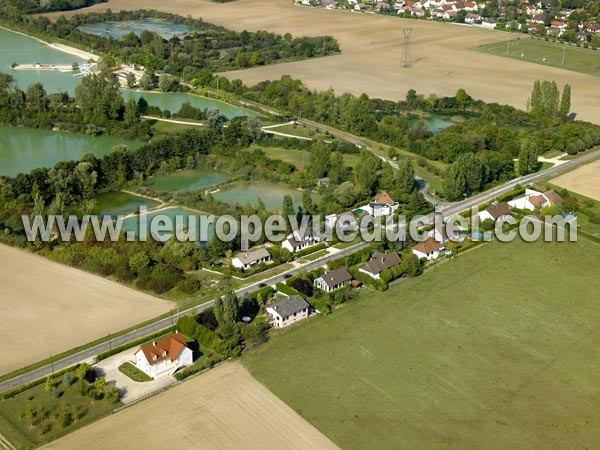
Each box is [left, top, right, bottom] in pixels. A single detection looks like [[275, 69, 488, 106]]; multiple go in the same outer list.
[[0, 25, 99, 62]]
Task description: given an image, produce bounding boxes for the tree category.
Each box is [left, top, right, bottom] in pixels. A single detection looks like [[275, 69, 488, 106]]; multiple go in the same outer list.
[[402, 253, 421, 277], [559, 83, 571, 123], [206, 109, 226, 129], [455, 153, 482, 195], [307, 143, 330, 179], [139, 73, 153, 90], [124, 98, 140, 126], [328, 152, 345, 185], [75, 70, 123, 123], [396, 158, 416, 194], [125, 72, 136, 89], [455, 88, 472, 110], [158, 74, 178, 92], [302, 189, 313, 215], [129, 252, 151, 274], [214, 291, 239, 326], [443, 163, 466, 201], [518, 139, 538, 175], [333, 181, 359, 207]]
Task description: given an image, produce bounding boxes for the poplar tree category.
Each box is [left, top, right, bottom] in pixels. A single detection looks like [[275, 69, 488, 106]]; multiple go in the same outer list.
[[560, 84, 571, 122]]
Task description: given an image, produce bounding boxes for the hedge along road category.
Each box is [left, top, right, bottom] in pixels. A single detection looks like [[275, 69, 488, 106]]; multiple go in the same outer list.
[[0, 241, 369, 395], [1, 147, 598, 394]]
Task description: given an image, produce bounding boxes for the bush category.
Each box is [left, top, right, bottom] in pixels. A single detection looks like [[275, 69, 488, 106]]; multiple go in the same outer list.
[[289, 277, 314, 297], [294, 242, 327, 258], [1, 364, 80, 399]]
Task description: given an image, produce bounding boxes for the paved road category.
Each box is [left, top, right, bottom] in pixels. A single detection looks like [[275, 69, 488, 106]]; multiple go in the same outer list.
[[1, 117, 597, 394], [0, 241, 367, 394]]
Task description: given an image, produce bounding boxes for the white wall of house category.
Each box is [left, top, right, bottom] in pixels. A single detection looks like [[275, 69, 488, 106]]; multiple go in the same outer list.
[[412, 248, 442, 261], [266, 307, 309, 328], [134, 347, 193, 379], [358, 267, 380, 280]]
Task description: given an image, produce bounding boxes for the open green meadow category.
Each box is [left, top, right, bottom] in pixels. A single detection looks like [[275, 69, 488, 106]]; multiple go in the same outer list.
[[248, 146, 360, 169], [243, 238, 600, 449], [476, 38, 600, 77]]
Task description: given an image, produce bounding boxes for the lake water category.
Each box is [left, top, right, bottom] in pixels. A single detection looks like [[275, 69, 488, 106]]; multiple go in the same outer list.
[[93, 192, 160, 219], [0, 27, 254, 117], [407, 115, 459, 134], [214, 182, 318, 211], [78, 19, 195, 40], [122, 91, 254, 118], [145, 169, 229, 193], [121, 206, 214, 241], [0, 126, 143, 176], [0, 27, 82, 95]]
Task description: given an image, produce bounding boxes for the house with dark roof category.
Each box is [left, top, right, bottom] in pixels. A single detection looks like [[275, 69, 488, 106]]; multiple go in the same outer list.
[[134, 332, 192, 379], [265, 295, 311, 328], [412, 237, 446, 260], [232, 247, 271, 270], [359, 252, 402, 280], [478, 202, 511, 222], [282, 229, 323, 253], [314, 267, 353, 292]]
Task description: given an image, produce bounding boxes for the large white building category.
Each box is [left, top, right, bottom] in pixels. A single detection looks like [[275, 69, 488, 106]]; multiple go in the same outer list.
[[362, 192, 399, 217], [134, 332, 193, 379], [508, 189, 563, 211]]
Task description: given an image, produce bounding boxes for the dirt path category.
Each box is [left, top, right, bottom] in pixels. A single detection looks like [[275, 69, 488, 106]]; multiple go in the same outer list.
[[43, 361, 339, 450], [43, 0, 600, 124]]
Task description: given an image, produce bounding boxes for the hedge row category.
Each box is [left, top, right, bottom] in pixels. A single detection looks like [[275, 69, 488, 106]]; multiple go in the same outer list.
[[2, 364, 80, 400], [96, 327, 176, 361], [276, 282, 300, 296], [173, 354, 226, 381], [294, 242, 328, 258]]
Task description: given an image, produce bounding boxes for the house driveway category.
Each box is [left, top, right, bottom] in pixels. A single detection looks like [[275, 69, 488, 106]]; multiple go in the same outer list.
[[94, 350, 176, 405]]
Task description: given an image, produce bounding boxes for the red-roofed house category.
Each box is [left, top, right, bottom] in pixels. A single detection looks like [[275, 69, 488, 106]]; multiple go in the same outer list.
[[412, 237, 446, 260], [135, 332, 193, 379], [508, 188, 563, 211], [364, 191, 399, 217]]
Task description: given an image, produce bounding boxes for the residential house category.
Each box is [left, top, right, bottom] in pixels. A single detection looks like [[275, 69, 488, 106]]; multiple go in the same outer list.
[[354, 3, 368, 10], [134, 332, 193, 379], [314, 267, 353, 292], [363, 191, 400, 217], [282, 229, 323, 253], [443, 9, 457, 19], [508, 189, 563, 211], [412, 237, 446, 260], [583, 22, 600, 34], [531, 13, 546, 24], [480, 18, 498, 29], [232, 248, 272, 270], [265, 295, 311, 328], [430, 221, 464, 243], [465, 12, 481, 23], [325, 211, 359, 231], [478, 202, 511, 223], [358, 251, 402, 280]]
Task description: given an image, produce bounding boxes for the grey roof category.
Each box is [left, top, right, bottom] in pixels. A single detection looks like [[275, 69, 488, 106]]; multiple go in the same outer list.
[[359, 252, 401, 275], [268, 295, 310, 318], [485, 203, 511, 220], [318, 267, 352, 288], [235, 248, 270, 265]]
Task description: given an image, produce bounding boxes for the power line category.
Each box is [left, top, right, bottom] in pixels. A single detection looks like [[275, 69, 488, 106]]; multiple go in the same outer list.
[[401, 28, 413, 68]]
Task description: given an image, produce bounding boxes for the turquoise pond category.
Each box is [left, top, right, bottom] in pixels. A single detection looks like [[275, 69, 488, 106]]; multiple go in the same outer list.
[[93, 192, 160, 219], [78, 20, 196, 40], [214, 182, 319, 211], [0, 126, 143, 177], [120, 207, 214, 241], [144, 169, 229, 193], [406, 115, 461, 134]]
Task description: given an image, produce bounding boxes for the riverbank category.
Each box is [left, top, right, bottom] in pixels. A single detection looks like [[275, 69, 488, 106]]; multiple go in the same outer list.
[[0, 25, 99, 62]]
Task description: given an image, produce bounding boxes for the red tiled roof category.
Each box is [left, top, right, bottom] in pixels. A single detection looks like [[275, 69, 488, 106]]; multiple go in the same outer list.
[[139, 332, 188, 366], [413, 237, 443, 254], [375, 191, 395, 205]]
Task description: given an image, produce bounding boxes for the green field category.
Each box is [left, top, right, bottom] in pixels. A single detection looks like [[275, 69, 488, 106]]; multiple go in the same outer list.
[[118, 362, 152, 382], [243, 238, 600, 449], [476, 38, 600, 77], [250, 146, 360, 169]]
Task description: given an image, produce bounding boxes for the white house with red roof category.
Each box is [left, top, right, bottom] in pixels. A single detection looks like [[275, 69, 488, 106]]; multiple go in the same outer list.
[[134, 332, 193, 379], [363, 191, 400, 217], [508, 188, 563, 211]]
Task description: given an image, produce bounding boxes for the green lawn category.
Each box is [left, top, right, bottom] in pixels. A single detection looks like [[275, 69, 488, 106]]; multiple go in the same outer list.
[[249, 146, 359, 169], [298, 248, 329, 262], [243, 238, 600, 449], [118, 362, 151, 383], [0, 370, 117, 448], [476, 38, 600, 77]]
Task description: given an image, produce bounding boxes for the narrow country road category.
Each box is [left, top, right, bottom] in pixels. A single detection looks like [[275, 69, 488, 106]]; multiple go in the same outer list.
[[0, 242, 368, 395]]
